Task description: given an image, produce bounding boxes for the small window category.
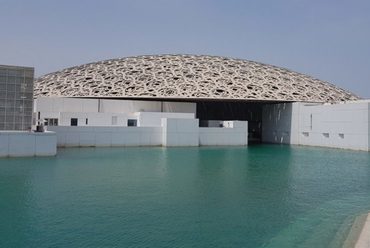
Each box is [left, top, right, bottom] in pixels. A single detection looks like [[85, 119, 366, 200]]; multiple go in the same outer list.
[[302, 132, 309, 137], [44, 118, 58, 126], [71, 118, 78, 126], [323, 133, 329, 138], [86, 118, 88, 125], [112, 116, 118, 125], [127, 119, 137, 127], [339, 133, 344, 139]]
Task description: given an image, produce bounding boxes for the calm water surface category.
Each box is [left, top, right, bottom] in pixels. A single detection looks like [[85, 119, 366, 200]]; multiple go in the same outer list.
[[0, 145, 369, 248]]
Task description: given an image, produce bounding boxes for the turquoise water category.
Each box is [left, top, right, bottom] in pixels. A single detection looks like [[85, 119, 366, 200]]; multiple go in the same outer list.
[[0, 145, 370, 248]]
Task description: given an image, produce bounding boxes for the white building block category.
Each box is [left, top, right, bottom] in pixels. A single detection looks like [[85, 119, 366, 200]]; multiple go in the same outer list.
[[137, 112, 195, 127], [47, 126, 163, 147], [262, 101, 370, 151], [0, 131, 56, 157], [199, 121, 248, 146], [162, 118, 199, 146], [35, 133, 57, 156], [8, 133, 35, 157]]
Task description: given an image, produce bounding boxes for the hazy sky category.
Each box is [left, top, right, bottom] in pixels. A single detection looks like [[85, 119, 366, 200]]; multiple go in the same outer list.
[[1, 0, 369, 98]]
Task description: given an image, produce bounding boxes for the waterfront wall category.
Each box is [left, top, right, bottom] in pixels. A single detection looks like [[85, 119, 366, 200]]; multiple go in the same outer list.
[[0, 131, 57, 157], [199, 121, 248, 146], [47, 126, 163, 147], [136, 112, 195, 127], [296, 102, 369, 151], [48, 120, 248, 147], [262, 101, 370, 151], [162, 118, 199, 146]]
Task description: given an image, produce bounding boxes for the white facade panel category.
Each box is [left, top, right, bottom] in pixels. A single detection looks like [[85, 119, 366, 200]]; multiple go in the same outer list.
[[35, 97, 197, 128], [35, 134, 57, 156], [99, 99, 162, 113], [162, 102, 196, 113], [48, 126, 163, 147], [0, 131, 57, 157], [199, 121, 248, 146], [58, 112, 128, 127], [8, 133, 36, 156], [35, 97, 98, 113], [161, 118, 199, 146], [47, 119, 249, 148], [137, 112, 195, 127], [262, 101, 370, 151]]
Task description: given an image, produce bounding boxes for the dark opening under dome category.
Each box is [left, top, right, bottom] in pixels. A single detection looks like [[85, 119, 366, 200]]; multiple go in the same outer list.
[[34, 54, 359, 103]]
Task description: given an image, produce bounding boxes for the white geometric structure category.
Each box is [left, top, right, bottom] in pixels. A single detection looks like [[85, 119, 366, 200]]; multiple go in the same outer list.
[[34, 55, 359, 103]]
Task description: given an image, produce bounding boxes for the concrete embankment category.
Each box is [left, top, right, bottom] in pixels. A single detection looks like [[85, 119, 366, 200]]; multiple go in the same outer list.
[[354, 213, 370, 248]]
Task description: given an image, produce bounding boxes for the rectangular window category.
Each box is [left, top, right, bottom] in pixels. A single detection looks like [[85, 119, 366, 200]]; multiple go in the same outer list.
[[71, 118, 78, 126], [322, 133, 329, 138], [127, 119, 137, 127], [45, 118, 59, 126], [302, 132, 309, 137], [86, 118, 88, 125]]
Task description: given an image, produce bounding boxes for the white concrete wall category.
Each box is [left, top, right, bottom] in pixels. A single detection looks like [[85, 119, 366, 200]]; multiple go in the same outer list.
[[35, 97, 197, 128], [199, 121, 248, 146], [47, 126, 162, 147], [38, 110, 195, 129], [0, 131, 57, 157], [99, 99, 162, 113], [35, 97, 196, 114], [262, 101, 370, 151], [47, 119, 249, 148], [296, 102, 369, 151], [59, 112, 128, 127], [136, 112, 195, 127], [35, 97, 98, 113], [100, 99, 196, 114], [162, 102, 196, 113], [161, 118, 199, 146]]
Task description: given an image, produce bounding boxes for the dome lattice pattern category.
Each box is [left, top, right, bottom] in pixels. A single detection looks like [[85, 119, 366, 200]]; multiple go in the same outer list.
[[34, 55, 359, 102]]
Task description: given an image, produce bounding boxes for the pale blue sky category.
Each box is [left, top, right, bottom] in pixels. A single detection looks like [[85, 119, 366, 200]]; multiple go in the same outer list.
[[1, 0, 369, 97]]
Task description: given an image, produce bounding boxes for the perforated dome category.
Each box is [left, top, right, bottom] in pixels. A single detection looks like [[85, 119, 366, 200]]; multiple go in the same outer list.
[[34, 54, 359, 102]]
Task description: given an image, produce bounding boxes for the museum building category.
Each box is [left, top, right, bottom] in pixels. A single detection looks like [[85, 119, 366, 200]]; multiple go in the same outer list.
[[30, 55, 370, 151]]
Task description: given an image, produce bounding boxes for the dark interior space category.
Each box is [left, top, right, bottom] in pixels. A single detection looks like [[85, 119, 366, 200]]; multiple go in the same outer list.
[[196, 101, 265, 143]]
